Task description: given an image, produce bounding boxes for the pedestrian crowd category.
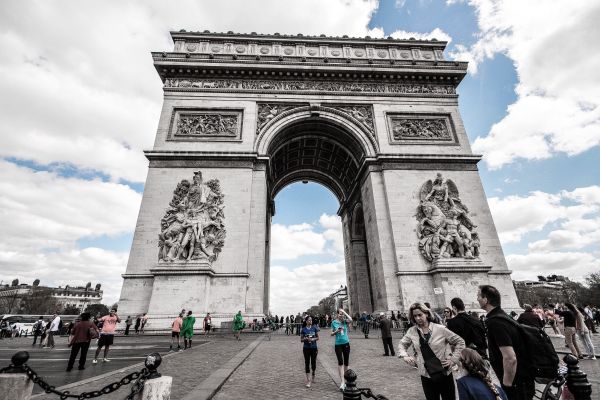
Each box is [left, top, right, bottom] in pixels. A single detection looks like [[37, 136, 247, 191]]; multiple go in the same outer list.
[[6, 288, 597, 400]]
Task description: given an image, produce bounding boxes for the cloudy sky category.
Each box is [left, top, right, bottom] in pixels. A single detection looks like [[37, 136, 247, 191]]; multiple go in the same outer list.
[[1, 0, 599, 315]]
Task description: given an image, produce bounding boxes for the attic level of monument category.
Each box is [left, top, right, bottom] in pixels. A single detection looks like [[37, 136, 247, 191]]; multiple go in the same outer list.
[[153, 31, 468, 91]]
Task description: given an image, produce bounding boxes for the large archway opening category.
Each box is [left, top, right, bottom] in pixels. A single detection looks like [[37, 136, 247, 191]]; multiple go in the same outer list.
[[264, 117, 374, 316]]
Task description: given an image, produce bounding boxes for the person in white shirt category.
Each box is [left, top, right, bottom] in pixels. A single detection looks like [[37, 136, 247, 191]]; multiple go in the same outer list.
[[46, 314, 61, 349]]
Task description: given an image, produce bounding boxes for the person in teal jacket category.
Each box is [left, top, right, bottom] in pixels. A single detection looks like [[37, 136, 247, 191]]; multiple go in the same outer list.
[[331, 308, 352, 391]]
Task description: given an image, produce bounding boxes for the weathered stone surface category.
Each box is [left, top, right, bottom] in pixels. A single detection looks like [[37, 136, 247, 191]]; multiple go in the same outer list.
[[119, 31, 519, 321]]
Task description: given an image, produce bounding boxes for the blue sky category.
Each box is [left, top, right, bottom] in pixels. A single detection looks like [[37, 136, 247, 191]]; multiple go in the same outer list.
[[1, 1, 599, 314]]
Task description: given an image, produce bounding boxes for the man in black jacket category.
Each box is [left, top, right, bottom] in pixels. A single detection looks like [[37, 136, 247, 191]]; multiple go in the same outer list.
[[446, 297, 487, 358], [378, 312, 395, 356], [478, 285, 534, 400]]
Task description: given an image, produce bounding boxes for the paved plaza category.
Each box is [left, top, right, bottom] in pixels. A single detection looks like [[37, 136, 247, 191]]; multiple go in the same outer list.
[[0, 328, 598, 399]]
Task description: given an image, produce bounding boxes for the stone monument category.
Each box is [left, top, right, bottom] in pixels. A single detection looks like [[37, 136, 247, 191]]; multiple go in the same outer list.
[[118, 30, 520, 326]]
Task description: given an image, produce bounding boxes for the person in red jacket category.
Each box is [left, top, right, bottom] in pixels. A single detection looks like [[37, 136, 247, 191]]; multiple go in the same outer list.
[[66, 313, 99, 372]]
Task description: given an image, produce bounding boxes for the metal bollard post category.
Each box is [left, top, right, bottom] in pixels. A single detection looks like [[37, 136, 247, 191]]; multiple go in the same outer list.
[[563, 354, 592, 400], [134, 353, 172, 400], [0, 351, 34, 400], [343, 369, 362, 400]]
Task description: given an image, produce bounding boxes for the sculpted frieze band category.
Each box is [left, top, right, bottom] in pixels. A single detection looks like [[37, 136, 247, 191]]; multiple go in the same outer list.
[[158, 171, 226, 265], [387, 114, 456, 144], [176, 113, 238, 137], [416, 173, 479, 263], [164, 78, 456, 96]]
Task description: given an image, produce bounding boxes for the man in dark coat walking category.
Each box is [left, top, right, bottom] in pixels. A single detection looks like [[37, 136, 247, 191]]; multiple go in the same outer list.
[[378, 312, 395, 356]]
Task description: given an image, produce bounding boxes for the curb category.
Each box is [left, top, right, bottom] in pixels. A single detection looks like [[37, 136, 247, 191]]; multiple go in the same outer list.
[[29, 342, 210, 399]]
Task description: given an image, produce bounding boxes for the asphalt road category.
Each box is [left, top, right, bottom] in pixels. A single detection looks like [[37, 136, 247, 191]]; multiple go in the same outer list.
[[0, 334, 203, 395]]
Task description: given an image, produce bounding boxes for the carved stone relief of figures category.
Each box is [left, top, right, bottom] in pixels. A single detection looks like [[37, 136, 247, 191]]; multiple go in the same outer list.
[[392, 118, 450, 140], [176, 114, 238, 136], [256, 103, 306, 132], [330, 105, 375, 134], [416, 173, 478, 262], [169, 109, 242, 141], [158, 171, 226, 264], [164, 78, 456, 96]]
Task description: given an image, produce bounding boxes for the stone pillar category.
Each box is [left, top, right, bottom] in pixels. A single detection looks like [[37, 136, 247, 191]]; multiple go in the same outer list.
[[360, 170, 401, 312], [135, 376, 173, 400], [0, 374, 33, 400]]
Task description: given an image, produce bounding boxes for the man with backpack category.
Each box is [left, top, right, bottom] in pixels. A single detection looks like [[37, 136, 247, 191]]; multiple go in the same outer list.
[[446, 297, 487, 358], [477, 285, 535, 400]]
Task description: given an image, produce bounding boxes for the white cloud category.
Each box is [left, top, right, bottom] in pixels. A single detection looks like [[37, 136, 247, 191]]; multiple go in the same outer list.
[[390, 27, 452, 43], [0, 0, 381, 182], [450, 1, 600, 168], [490, 185, 600, 282], [0, 160, 141, 305], [508, 252, 600, 282], [270, 261, 346, 315], [270, 214, 343, 260], [489, 187, 600, 244]]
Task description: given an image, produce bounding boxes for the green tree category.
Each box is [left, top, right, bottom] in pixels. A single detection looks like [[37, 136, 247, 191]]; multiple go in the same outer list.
[[19, 288, 58, 314], [62, 305, 81, 315], [84, 303, 109, 317]]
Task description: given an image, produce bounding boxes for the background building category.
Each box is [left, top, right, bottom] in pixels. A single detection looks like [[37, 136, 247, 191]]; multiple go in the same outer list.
[[0, 279, 103, 314]]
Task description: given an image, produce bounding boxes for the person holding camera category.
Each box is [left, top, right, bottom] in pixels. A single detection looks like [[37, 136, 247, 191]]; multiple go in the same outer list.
[[331, 308, 352, 391]]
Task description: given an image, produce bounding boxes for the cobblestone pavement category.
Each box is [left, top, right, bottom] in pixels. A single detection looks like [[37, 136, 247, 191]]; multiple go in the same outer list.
[[1, 327, 598, 399]]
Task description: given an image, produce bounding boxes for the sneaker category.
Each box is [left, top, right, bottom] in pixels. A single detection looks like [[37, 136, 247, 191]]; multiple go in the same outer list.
[[311, 374, 315, 383], [92, 359, 98, 364], [306, 380, 311, 388], [103, 358, 111, 362]]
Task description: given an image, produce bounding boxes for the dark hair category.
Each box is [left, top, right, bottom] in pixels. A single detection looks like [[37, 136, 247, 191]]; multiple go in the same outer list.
[[80, 312, 91, 321], [424, 302, 432, 308], [479, 285, 501, 307], [450, 297, 465, 311], [187, 310, 192, 316], [461, 348, 502, 400], [408, 303, 433, 325], [38, 316, 43, 320], [523, 304, 533, 312]]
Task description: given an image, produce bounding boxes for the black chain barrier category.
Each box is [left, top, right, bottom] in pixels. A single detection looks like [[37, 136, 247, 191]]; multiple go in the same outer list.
[[357, 388, 389, 400], [0, 351, 162, 400]]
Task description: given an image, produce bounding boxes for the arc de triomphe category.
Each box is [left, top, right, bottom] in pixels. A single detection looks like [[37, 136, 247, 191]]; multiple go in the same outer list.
[[118, 30, 519, 324]]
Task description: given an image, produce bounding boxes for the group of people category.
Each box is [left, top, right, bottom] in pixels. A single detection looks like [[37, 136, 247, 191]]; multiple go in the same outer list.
[[294, 285, 597, 400], [168, 310, 214, 350]]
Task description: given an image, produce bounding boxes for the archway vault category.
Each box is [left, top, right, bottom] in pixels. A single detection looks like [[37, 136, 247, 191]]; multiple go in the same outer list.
[[264, 113, 371, 206]]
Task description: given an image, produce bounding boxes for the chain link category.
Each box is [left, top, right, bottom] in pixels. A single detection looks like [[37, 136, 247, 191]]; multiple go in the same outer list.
[[1, 362, 150, 399], [358, 387, 389, 400]]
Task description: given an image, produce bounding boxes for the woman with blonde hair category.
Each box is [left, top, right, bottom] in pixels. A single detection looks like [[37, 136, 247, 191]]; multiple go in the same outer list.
[[457, 348, 507, 400], [399, 302, 465, 400]]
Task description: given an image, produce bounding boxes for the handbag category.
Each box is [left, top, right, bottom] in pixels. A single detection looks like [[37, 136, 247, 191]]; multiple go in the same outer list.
[[89, 326, 99, 340], [418, 329, 447, 383]]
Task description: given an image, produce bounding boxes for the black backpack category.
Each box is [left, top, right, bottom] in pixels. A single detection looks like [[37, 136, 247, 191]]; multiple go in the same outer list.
[[456, 313, 488, 357], [487, 313, 559, 379]]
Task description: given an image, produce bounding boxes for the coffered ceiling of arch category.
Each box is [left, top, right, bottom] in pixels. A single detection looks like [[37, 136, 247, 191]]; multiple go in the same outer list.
[[270, 136, 360, 200]]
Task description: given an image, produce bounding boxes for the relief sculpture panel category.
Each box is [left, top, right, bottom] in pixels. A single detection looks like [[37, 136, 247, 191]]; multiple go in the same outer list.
[[416, 173, 479, 263], [387, 114, 456, 144], [158, 171, 226, 264], [169, 109, 242, 141]]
